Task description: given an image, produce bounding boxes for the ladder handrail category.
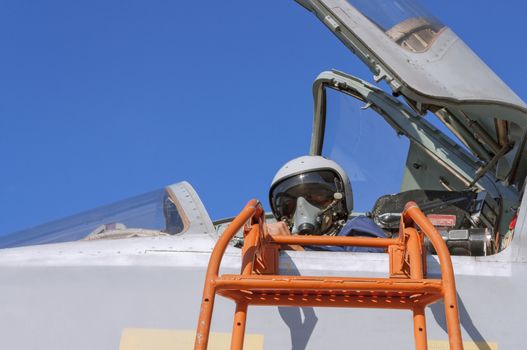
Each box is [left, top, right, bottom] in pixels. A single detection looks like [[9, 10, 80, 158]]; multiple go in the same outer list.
[[194, 199, 463, 350], [267, 234, 397, 247], [402, 201, 463, 350], [204, 199, 263, 280], [195, 199, 263, 350]]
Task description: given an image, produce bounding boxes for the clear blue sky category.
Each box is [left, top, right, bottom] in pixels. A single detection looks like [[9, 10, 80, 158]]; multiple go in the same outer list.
[[1, 1, 527, 235]]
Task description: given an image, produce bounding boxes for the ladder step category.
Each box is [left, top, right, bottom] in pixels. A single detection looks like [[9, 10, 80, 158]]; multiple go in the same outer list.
[[217, 289, 442, 309], [216, 274, 443, 294]]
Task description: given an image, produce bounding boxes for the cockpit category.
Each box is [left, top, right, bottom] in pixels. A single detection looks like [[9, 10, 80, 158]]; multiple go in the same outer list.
[[308, 70, 519, 257], [291, 0, 527, 257]]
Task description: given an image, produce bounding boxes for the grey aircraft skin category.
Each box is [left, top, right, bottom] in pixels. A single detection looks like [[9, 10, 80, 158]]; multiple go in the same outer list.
[[1, 1, 526, 349]]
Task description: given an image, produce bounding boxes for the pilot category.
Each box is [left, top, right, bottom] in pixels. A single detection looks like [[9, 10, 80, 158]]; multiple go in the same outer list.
[[269, 155, 386, 252]]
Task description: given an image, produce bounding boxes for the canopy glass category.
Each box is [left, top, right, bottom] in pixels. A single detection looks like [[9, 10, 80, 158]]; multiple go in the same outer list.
[[0, 187, 185, 249], [349, 0, 444, 52]]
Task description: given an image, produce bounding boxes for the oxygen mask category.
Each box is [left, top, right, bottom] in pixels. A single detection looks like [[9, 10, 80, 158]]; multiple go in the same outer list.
[[291, 197, 321, 234], [291, 193, 345, 234]]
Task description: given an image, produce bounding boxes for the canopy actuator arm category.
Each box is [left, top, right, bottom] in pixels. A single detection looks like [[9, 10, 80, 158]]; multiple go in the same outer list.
[[469, 142, 514, 188]]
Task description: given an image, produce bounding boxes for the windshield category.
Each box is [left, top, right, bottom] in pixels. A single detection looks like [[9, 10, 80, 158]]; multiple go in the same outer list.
[[322, 89, 410, 213], [0, 187, 187, 249], [345, 0, 444, 52]]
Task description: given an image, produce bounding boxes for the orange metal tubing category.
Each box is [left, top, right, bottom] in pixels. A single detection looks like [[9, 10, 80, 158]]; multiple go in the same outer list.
[[401, 224, 429, 350], [406, 227, 424, 280], [403, 202, 463, 350], [232, 222, 260, 350], [268, 234, 396, 248], [195, 199, 463, 350], [194, 200, 261, 350], [241, 225, 259, 276], [230, 302, 248, 350], [412, 306, 428, 350]]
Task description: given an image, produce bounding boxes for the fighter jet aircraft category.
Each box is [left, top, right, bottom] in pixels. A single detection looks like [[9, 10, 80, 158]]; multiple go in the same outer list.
[[1, 1, 525, 349]]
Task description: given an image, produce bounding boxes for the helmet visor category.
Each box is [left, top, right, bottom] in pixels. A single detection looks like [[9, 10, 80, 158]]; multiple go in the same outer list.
[[270, 170, 343, 220]]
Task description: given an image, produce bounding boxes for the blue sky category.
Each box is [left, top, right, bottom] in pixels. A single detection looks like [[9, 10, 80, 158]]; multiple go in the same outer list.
[[1, 1, 527, 235]]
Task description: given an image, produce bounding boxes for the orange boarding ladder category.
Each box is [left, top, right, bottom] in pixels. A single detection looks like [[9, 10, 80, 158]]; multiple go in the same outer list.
[[194, 200, 463, 350]]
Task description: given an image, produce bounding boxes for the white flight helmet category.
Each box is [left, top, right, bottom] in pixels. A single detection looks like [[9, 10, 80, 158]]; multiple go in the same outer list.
[[269, 155, 353, 234]]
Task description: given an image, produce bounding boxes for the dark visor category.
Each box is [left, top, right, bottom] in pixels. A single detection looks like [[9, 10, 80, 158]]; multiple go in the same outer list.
[[270, 170, 343, 219]]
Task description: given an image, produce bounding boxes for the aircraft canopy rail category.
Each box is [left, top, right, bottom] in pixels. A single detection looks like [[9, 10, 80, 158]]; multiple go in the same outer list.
[[194, 199, 463, 350]]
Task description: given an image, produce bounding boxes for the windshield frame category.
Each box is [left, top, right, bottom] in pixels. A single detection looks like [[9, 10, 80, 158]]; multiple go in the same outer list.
[[309, 70, 513, 202]]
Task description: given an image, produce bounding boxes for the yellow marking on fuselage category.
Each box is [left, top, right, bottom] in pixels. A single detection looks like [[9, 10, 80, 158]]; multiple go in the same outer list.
[[119, 328, 263, 350], [429, 340, 498, 350]]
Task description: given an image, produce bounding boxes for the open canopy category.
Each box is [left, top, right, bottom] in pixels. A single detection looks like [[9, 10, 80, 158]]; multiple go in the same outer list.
[[297, 0, 526, 110], [298, 0, 527, 187]]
